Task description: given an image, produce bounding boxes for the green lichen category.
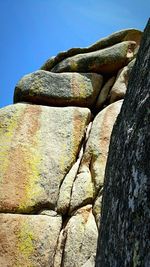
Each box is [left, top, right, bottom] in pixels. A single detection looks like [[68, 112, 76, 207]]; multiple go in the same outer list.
[[79, 80, 88, 98], [16, 220, 34, 267], [70, 61, 78, 71], [18, 145, 43, 213]]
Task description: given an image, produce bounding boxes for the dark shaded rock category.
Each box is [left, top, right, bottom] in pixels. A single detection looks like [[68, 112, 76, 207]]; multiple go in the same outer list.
[[51, 41, 137, 75], [14, 70, 103, 108], [95, 19, 150, 266], [41, 29, 142, 71]]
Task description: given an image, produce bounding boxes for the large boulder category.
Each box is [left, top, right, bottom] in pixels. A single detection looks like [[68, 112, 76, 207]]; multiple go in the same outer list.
[[51, 41, 137, 75], [0, 103, 90, 213], [14, 71, 103, 108], [0, 213, 62, 267], [41, 29, 142, 71], [96, 19, 150, 266]]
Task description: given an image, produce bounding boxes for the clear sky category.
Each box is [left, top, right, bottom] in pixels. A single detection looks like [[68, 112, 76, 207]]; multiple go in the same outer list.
[[0, 0, 149, 108]]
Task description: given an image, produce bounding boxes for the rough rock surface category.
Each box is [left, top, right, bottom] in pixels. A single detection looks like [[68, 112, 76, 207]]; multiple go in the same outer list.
[[0, 103, 90, 213], [59, 205, 98, 267], [14, 71, 103, 108], [95, 76, 116, 109], [109, 66, 129, 103], [51, 41, 137, 74], [0, 26, 143, 267], [109, 57, 135, 104], [41, 29, 142, 71], [0, 213, 62, 267], [70, 100, 123, 211], [96, 19, 150, 266]]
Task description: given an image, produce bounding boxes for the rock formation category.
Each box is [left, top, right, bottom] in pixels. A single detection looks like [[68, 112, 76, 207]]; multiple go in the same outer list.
[[0, 28, 142, 267], [95, 20, 150, 266]]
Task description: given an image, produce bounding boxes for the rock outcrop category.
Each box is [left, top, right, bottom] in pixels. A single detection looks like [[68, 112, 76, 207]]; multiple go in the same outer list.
[[0, 28, 143, 267], [95, 20, 150, 266], [14, 71, 103, 108]]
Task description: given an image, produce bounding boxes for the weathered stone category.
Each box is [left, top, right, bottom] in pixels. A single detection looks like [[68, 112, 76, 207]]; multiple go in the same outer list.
[[96, 19, 150, 267], [57, 145, 84, 214], [69, 101, 123, 213], [0, 213, 62, 267], [109, 59, 136, 103], [57, 122, 93, 215], [95, 76, 116, 109], [93, 190, 103, 228], [0, 103, 90, 213], [53, 229, 66, 267], [69, 166, 94, 213], [14, 71, 103, 108], [62, 205, 98, 267], [109, 66, 129, 103], [41, 29, 142, 71], [51, 41, 137, 75]]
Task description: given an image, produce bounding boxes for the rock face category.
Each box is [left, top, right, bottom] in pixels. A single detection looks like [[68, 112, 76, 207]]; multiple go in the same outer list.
[[14, 71, 103, 108], [69, 100, 123, 214], [51, 41, 137, 74], [41, 29, 142, 71], [95, 20, 150, 266], [0, 27, 143, 266], [0, 213, 62, 267], [0, 104, 90, 213]]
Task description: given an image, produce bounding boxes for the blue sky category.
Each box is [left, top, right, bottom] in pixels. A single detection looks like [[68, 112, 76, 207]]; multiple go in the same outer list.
[[0, 0, 149, 108]]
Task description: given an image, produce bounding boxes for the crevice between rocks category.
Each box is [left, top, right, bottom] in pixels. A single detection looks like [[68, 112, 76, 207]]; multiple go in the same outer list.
[[67, 122, 93, 213], [56, 120, 93, 216], [57, 119, 92, 196]]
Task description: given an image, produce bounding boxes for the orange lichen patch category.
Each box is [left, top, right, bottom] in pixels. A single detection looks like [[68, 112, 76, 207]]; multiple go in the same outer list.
[[71, 73, 81, 97], [0, 106, 23, 183], [72, 109, 89, 156], [14, 105, 42, 145], [0, 104, 43, 213], [0, 215, 35, 267], [17, 105, 43, 212], [0, 215, 18, 267], [98, 102, 122, 157], [0, 146, 29, 212], [76, 205, 92, 224]]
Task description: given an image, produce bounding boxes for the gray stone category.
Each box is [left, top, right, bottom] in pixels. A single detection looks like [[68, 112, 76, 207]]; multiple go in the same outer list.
[[51, 41, 137, 75], [14, 70, 103, 108], [41, 29, 142, 71]]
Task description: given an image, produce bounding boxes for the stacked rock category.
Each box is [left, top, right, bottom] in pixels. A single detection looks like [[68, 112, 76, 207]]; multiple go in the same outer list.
[[0, 29, 142, 267]]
